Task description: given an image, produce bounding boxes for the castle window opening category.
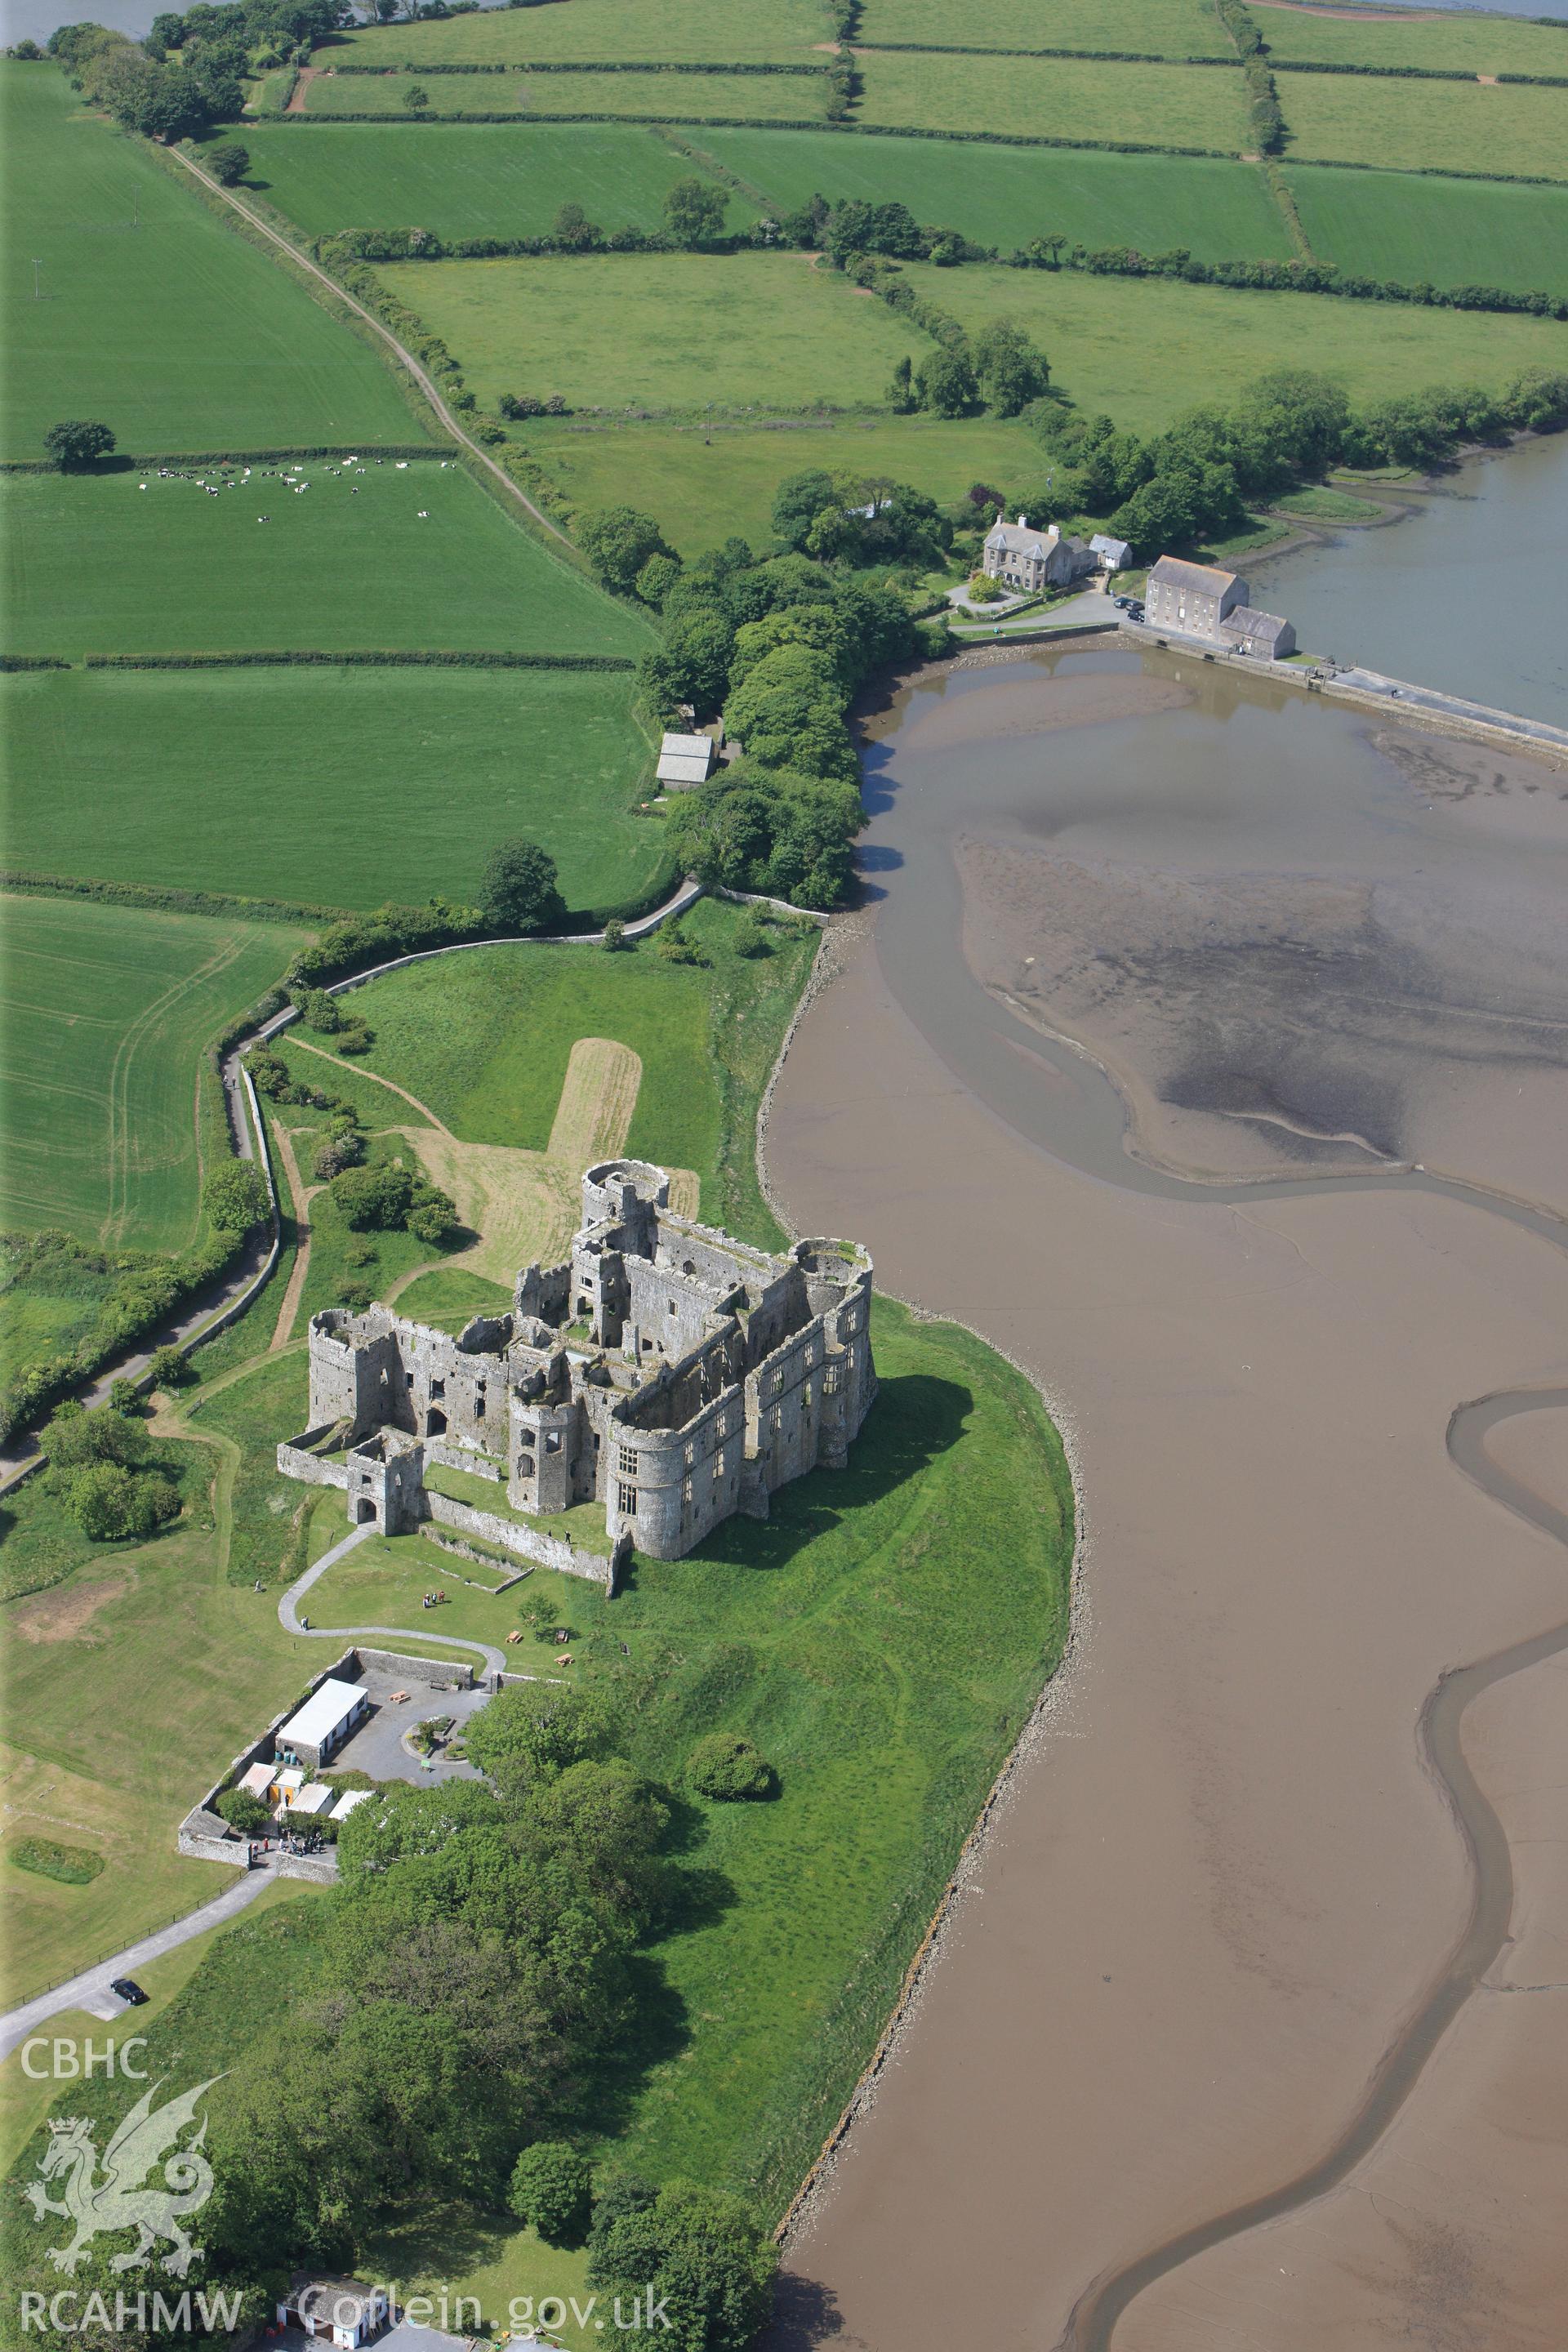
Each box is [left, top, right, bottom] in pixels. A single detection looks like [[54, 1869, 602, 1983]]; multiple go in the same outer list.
[[618, 1445, 638, 1477], [545, 1432, 562, 1454], [426, 1408, 447, 1437], [430, 1378, 445, 1400], [617, 1483, 638, 1514]]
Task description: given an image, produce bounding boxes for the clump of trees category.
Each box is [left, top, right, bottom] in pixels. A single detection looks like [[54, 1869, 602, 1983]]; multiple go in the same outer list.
[[41, 1401, 181, 1541], [43, 421, 115, 472], [479, 837, 565, 934], [577, 494, 938, 907], [663, 176, 727, 249], [687, 1731, 776, 1801], [328, 1158, 458, 1248]]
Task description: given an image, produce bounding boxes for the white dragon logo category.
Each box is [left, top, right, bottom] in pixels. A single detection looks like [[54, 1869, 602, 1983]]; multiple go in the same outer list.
[[24, 2076, 224, 2278]]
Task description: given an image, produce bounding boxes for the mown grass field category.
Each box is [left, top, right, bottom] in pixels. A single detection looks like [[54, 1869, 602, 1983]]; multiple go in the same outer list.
[[1, 461, 648, 661], [237, 119, 751, 242], [340, 898, 821, 1246], [856, 49, 1248, 149], [1258, 2, 1568, 78], [858, 0, 1230, 58], [393, 1264, 511, 1330], [302, 67, 827, 120], [1277, 69, 1568, 184], [2, 666, 662, 917], [898, 261, 1568, 432], [335, 0, 834, 67], [378, 249, 920, 414], [1287, 162, 1568, 296], [0, 895, 307, 1250], [698, 130, 1293, 262], [0, 62, 428, 461], [523, 412, 1045, 553]]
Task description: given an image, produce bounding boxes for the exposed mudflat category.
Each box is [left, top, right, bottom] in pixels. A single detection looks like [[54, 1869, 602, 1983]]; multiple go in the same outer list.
[[764, 647, 1568, 2351]]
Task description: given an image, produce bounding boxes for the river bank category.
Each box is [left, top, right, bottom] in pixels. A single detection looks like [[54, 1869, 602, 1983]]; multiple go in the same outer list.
[[761, 638, 1568, 2348]]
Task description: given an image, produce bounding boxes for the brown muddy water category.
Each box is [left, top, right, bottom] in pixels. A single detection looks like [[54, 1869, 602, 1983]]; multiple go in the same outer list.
[[764, 643, 1568, 2351]]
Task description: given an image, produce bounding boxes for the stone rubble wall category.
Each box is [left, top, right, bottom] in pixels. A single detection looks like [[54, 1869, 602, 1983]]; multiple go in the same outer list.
[[422, 1488, 626, 1591]]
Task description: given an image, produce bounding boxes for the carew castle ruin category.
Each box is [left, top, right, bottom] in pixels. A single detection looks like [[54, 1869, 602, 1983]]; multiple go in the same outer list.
[[288, 1160, 876, 1565]]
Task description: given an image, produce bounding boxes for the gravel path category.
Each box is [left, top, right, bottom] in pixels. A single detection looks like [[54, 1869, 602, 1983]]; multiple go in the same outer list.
[[278, 1522, 509, 1679]]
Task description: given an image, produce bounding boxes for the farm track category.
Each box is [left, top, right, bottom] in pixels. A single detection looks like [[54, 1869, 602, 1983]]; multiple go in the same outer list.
[[169, 145, 572, 546], [101, 926, 249, 1250]]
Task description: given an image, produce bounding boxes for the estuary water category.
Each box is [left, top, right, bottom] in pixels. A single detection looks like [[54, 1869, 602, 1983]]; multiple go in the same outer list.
[[764, 439, 1568, 2350]]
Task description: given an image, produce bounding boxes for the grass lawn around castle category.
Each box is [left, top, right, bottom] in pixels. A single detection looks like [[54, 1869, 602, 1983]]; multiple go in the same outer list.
[[0, 459, 648, 662], [235, 120, 753, 246], [0, 62, 429, 462], [896, 261, 1568, 434], [375, 248, 924, 417], [2, 663, 662, 919], [3, 1294, 1074, 2264]]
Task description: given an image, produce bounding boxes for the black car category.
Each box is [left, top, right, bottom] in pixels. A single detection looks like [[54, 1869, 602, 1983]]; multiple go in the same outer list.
[[109, 1978, 148, 2006]]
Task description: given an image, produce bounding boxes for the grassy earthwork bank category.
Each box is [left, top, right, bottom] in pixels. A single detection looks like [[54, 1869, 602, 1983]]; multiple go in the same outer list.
[[234, 120, 753, 244], [301, 67, 828, 121], [376, 248, 918, 415], [1276, 71, 1568, 185], [0, 893, 307, 1250], [1285, 164, 1568, 298], [0, 459, 650, 661], [698, 130, 1295, 263], [2, 663, 662, 915], [0, 61, 428, 461], [335, 0, 832, 67]]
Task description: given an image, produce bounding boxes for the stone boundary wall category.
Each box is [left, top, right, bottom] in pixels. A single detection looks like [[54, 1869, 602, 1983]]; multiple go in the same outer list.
[[352, 1643, 478, 1689], [277, 1440, 350, 1488], [425, 1437, 503, 1481], [422, 1490, 628, 1592]]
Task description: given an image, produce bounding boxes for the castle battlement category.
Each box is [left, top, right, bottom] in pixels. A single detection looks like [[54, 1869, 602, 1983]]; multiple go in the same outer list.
[[287, 1163, 876, 1562]]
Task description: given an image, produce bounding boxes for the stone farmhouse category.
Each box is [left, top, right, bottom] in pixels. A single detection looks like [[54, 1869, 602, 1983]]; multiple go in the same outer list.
[[982, 515, 1098, 592], [286, 1161, 877, 1565], [1144, 556, 1296, 658]]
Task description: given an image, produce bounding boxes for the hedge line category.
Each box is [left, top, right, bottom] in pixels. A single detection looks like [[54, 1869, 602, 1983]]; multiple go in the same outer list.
[[856, 41, 1238, 66], [1042, 245, 1568, 318], [1, 655, 70, 672], [1274, 58, 1568, 87], [132, 442, 444, 461], [1, 869, 348, 923], [326, 58, 827, 76], [82, 648, 637, 670]]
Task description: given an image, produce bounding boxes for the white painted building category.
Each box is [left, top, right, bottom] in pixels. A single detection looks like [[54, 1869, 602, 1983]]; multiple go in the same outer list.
[[277, 2275, 389, 2347], [274, 1677, 368, 1772]]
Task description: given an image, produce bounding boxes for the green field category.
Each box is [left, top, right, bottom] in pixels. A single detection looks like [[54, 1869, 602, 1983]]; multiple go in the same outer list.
[[860, 0, 1230, 57], [0, 63, 431, 461], [523, 412, 1045, 553], [335, 0, 834, 67], [1257, 2, 1568, 78], [857, 48, 1248, 149], [1277, 68, 1568, 183], [1288, 162, 1568, 296], [898, 261, 1568, 432], [391, 1264, 512, 1330], [378, 249, 922, 415], [2, 665, 662, 916], [338, 897, 820, 1244], [697, 129, 1294, 262], [0, 895, 307, 1250], [1, 461, 646, 660], [237, 119, 750, 242], [302, 66, 826, 121]]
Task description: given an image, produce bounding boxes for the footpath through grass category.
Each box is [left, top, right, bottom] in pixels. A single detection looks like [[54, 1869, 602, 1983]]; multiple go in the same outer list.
[[698, 131, 1294, 265], [0, 61, 428, 461], [1286, 163, 1568, 298], [378, 249, 920, 416], [1, 459, 649, 661], [238, 120, 752, 245], [0, 893, 306, 1251], [2, 664, 662, 917]]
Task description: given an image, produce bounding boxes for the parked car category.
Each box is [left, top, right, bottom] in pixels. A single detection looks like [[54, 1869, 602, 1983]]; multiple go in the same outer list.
[[1113, 596, 1131, 610], [109, 1978, 148, 2006]]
